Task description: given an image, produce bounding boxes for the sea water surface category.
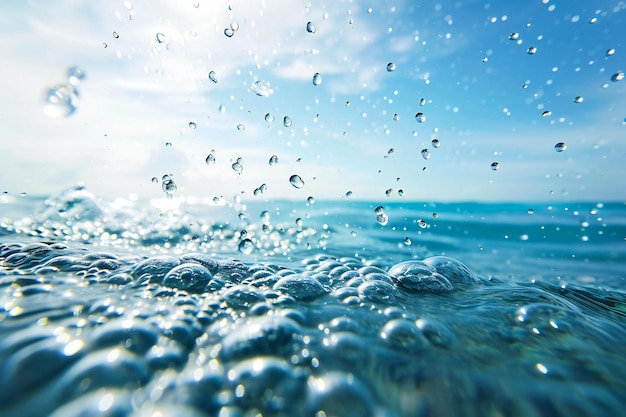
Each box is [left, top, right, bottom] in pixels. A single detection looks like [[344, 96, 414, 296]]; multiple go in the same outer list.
[[1, 187, 625, 417]]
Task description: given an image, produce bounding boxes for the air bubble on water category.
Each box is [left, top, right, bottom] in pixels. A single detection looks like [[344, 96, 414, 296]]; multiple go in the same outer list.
[[611, 72, 624, 82], [307, 196, 315, 205], [375, 206, 388, 226], [289, 174, 304, 189], [238, 239, 253, 255], [265, 113, 274, 123], [527, 47, 537, 55], [554, 142, 567, 152], [574, 96, 584, 103], [491, 162, 500, 171], [205, 154, 216, 165], [156, 32, 166, 43], [232, 161, 243, 175], [509, 32, 519, 40], [393, 114, 400, 121], [283, 116, 293, 127], [224, 28, 235, 37], [417, 219, 427, 228], [404, 237, 411, 245], [250, 80, 273, 96], [306, 22, 316, 33], [431, 138, 441, 148], [421, 149, 431, 160], [189, 121, 197, 129], [237, 123, 245, 131], [269, 155, 278, 165], [415, 112, 426, 123], [387, 62, 396, 72], [542, 110, 552, 117], [312, 72, 322, 86], [606, 49, 615, 56], [419, 98, 426, 106], [208, 70, 217, 83], [161, 175, 177, 195], [528, 208, 535, 215], [43, 84, 77, 118], [67, 66, 86, 86]]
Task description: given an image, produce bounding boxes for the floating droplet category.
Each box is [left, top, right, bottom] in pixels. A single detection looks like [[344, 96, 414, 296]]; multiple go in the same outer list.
[[509, 32, 519, 40], [554, 142, 567, 152], [606, 48, 616, 56], [421, 149, 431, 160], [230, 22, 239, 31], [392, 113, 400, 121], [312, 72, 322, 86], [205, 154, 216, 165], [385, 189, 393, 197], [162, 175, 177, 195], [528, 208, 535, 215], [189, 121, 197, 129], [432, 212, 439, 218], [208, 70, 217, 83], [574, 96, 583, 103], [306, 22, 316, 33], [151, 177, 158, 183], [415, 112, 426, 123], [386, 62, 396, 72], [542, 110, 552, 117], [156, 32, 166, 43], [346, 191, 353, 198], [224, 28, 235, 37], [431, 138, 441, 148], [611, 71, 624, 82], [589, 17, 598, 24], [66, 66, 86, 86], [43, 84, 77, 118], [283, 116, 292, 127], [419, 98, 426, 106], [398, 189, 404, 196], [307, 196, 315, 205], [232, 161, 243, 175], [269, 155, 278, 165], [491, 162, 500, 171], [295, 217, 304, 227], [403, 237, 412, 245], [375, 206, 388, 226], [289, 174, 304, 189], [113, 31, 120, 39], [527, 46, 537, 55], [250, 80, 273, 96], [238, 239, 253, 255], [237, 123, 245, 131], [417, 219, 427, 229]]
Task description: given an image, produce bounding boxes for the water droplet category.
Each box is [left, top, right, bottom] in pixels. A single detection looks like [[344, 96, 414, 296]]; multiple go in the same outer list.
[[219, 104, 226, 113], [307, 196, 315, 205], [230, 22, 239, 31], [421, 149, 431, 160], [418, 219, 427, 229], [66, 66, 86, 86], [554, 142, 567, 152], [156, 32, 166, 43], [432, 212, 439, 218], [346, 191, 353, 198], [385, 189, 393, 197], [509, 32, 519, 40], [165, 141, 172, 147], [289, 174, 304, 189], [151, 177, 158, 183], [238, 239, 254, 255], [193, 2, 199, 8], [43, 84, 77, 118], [269, 155, 278, 165], [431, 138, 441, 148], [589, 17, 598, 24], [415, 112, 426, 123], [392, 113, 400, 121], [312, 72, 322, 86], [102, 42, 108, 48], [606, 48, 616, 56], [162, 175, 177, 195], [527, 46, 537, 55], [250, 80, 273, 96], [306, 22, 316, 33], [386, 62, 396, 72], [419, 98, 426, 106], [283, 116, 293, 127], [237, 123, 245, 131], [265, 113, 274, 123], [610, 71, 624, 82], [208, 70, 217, 83], [491, 162, 500, 171], [295, 218, 304, 227], [113, 31, 119, 39], [542, 110, 552, 117], [528, 208, 535, 215], [232, 161, 243, 175], [574, 96, 584, 103], [398, 189, 404, 196], [375, 206, 388, 226], [189, 121, 197, 129], [224, 28, 235, 37], [205, 154, 216, 165], [403, 237, 411, 245]]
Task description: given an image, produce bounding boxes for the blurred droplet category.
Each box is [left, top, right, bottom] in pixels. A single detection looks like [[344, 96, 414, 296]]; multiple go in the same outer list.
[[542, 110, 552, 117], [151, 177, 158, 183], [250, 80, 273, 96], [387, 62, 396, 72], [528, 208, 535, 215], [307, 196, 315, 205], [574, 96, 584, 103], [509, 32, 519, 40], [205, 154, 216, 165], [606, 48, 616, 56], [421, 149, 431, 160], [312, 72, 322, 86], [611, 71, 624, 82], [269, 155, 278, 165], [375, 206, 388, 226], [237, 123, 245, 131], [238, 239, 253, 255], [589, 17, 598, 24], [43, 84, 77, 118], [431, 138, 441, 148], [66, 66, 86, 86], [306, 22, 316, 33], [283, 116, 293, 127], [162, 175, 177, 195], [232, 161, 243, 175], [527, 47, 537, 55], [208, 70, 217, 83], [265, 113, 274, 123], [491, 162, 500, 171], [346, 191, 353, 198], [189, 121, 197, 129], [113, 31, 119, 39], [419, 98, 426, 106], [230, 22, 239, 31], [404, 237, 411, 245], [224, 28, 235, 37], [392, 113, 400, 121], [418, 219, 427, 229], [554, 142, 567, 152], [289, 174, 304, 189], [156, 32, 166, 43], [385, 189, 393, 197], [415, 112, 426, 123]]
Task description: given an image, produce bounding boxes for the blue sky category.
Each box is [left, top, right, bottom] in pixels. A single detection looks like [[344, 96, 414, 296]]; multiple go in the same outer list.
[[0, 0, 624, 202]]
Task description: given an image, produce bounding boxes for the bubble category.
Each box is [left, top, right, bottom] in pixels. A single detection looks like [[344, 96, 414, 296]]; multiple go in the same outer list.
[[491, 162, 500, 171], [417, 219, 427, 229], [398, 189, 404, 196], [554, 142, 567, 152], [43, 84, 77, 118], [392, 113, 400, 121], [224, 28, 235, 37], [606, 48, 616, 56], [420, 149, 431, 160], [375, 206, 388, 226], [283, 116, 293, 127], [163, 263, 212, 293], [432, 212, 439, 218], [611, 71, 624, 82], [509, 32, 519, 40], [574, 96, 583, 103], [542, 110, 552, 117], [269, 155, 278, 165], [415, 112, 426, 123], [273, 274, 326, 301], [289, 174, 304, 189], [306, 373, 376, 417], [232, 161, 243, 175], [527, 46, 537, 54], [250, 80, 273, 97], [386, 62, 396, 72], [312, 72, 322, 86], [528, 208, 535, 215], [66, 66, 86, 86], [208, 70, 217, 83], [151, 177, 158, 183], [306, 21, 316, 33], [307, 196, 315, 204], [155, 32, 166, 43], [346, 191, 353, 198], [238, 239, 254, 255], [189, 121, 197, 129], [388, 260, 453, 292], [161, 175, 177, 195], [205, 154, 216, 165], [237, 123, 245, 131]]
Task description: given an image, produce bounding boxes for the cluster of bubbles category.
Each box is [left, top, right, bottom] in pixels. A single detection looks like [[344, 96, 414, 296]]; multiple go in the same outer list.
[[223, 21, 240, 38], [43, 66, 86, 118]]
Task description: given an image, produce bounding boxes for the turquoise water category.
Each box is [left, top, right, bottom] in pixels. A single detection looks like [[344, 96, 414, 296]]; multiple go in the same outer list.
[[1, 187, 625, 416]]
